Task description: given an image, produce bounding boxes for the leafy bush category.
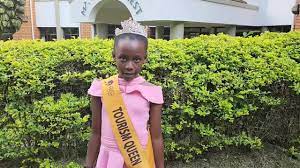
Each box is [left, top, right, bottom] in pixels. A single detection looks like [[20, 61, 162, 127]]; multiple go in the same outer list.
[[0, 32, 299, 166], [38, 159, 81, 168]]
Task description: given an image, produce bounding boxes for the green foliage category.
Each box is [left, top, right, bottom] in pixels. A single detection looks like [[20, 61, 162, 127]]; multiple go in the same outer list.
[[0, 32, 299, 166], [288, 136, 300, 160], [32, 158, 81, 168], [0, 0, 25, 38]]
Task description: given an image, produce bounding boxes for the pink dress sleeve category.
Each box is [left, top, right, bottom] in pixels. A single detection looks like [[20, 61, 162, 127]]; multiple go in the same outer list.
[[138, 85, 164, 104], [87, 79, 102, 97]]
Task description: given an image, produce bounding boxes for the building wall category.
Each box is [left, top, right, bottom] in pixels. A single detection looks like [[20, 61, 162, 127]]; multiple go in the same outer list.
[[36, 1, 80, 27], [36, 1, 56, 27], [60, 1, 80, 27], [12, 0, 299, 40], [71, 0, 294, 26], [74, 0, 259, 26], [259, 0, 295, 26], [13, 0, 40, 40], [80, 23, 93, 38], [295, 0, 300, 31]]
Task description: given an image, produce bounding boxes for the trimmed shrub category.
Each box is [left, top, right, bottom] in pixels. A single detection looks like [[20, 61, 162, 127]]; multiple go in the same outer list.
[[0, 32, 299, 166]]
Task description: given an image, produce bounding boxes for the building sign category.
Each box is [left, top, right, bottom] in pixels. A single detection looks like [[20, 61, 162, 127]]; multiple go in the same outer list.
[[126, 0, 143, 15], [81, 1, 87, 16], [81, 0, 94, 16], [80, 0, 143, 16]]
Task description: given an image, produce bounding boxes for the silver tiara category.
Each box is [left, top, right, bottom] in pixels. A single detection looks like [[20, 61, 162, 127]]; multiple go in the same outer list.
[[115, 18, 148, 37]]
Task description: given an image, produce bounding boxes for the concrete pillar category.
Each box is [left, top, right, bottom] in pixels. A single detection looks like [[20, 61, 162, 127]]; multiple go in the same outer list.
[[155, 26, 164, 39], [226, 25, 236, 36], [96, 23, 108, 38], [54, 0, 63, 40], [170, 22, 184, 39], [261, 26, 269, 33]]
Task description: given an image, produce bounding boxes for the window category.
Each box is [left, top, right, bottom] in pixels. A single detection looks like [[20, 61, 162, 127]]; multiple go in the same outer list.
[[149, 27, 155, 39], [236, 26, 261, 37], [39, 27, 57, 41], [163, 27, 170, 40], [184, 27, 210, 38], [268, 26, 291, 33], [63, 28, 79, 39], [108, 24, 122, 39]]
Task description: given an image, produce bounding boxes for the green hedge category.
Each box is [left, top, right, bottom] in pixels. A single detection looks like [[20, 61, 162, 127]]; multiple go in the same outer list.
[[0, 32, 299, 166]]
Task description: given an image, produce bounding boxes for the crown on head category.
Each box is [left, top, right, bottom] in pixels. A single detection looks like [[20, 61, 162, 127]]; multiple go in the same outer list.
[[115, 18, 148, 38]]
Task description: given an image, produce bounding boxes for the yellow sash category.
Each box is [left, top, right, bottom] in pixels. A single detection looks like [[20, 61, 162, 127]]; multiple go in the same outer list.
[[101, 75, 155, 168]]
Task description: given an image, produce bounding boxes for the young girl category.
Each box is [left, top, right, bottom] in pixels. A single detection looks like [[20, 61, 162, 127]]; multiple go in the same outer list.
[[85, 18, 164, 168]]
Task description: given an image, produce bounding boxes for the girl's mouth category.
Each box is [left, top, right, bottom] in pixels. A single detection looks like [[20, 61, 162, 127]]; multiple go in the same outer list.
[[124, 73, 135, 76]]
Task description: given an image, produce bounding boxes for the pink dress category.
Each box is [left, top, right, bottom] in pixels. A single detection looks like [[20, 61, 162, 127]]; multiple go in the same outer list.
[[87, 76, 164, 168]]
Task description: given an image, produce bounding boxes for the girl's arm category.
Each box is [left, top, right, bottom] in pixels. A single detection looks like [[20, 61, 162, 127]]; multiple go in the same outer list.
[[149, 103, 164, 168], [85, 96, 102, 168]]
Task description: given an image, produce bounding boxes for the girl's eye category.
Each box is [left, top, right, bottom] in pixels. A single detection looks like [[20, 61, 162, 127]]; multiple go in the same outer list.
[[119, 57, 127, 62], [134, 58, 141, 63]]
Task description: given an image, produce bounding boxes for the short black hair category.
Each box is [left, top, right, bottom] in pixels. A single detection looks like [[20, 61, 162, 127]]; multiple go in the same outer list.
[[113, 33, 148, 54]]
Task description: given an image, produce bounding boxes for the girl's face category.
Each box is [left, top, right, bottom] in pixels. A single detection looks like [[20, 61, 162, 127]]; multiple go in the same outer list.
[[113, 38, 147, 81]]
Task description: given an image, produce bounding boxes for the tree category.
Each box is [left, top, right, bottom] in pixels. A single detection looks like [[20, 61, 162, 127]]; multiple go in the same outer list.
[[0, 0, 25, 40]]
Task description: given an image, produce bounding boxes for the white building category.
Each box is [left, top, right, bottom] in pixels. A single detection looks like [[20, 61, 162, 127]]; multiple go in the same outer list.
[[16, 0, 297, 40]]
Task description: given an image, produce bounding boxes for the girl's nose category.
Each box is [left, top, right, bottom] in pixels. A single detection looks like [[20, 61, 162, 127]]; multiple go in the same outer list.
[[125, 61, 134, 71]]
